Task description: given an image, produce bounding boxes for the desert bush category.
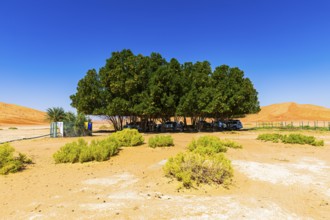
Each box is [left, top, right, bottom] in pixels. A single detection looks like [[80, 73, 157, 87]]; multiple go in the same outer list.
[[282, 134, 324, 146], [148, 135, 174, 148], [8, 127, 17, 130], [111, 129, 144, 147], [89, 138, 119, 162], [221, 139, 243, 149], [54, 137, 120, 164], [53, 139, 87, 163], [0, 143, 32, 175], [163, 152, 233, 188], [257, 133, 324, 146], [188, 136, 228, 155], [257, 133, 282, 143]]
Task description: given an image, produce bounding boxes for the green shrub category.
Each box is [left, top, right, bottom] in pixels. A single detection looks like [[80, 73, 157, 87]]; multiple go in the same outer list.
[[163, 152, 233, 188], [0, 143, 32, 175], [8, 127, 17, 130], [221, 139, 243, 149], [54, 137, 120, 164], [111, 129, 144, 147], [148, 135, 174, 148], [188, 136, 228, 155], [53, 139, 87, 163], [282, 134, 324, 146], [89, 138, 119, 162], [257, 133, 282, 143], [163, 136, 237, 189], [257, 133, 324, 146]]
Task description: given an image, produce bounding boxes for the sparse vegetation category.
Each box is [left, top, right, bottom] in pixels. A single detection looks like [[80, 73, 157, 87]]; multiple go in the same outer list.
[[222, 139, 243, 149], [8, 127, 17, 130], [111, 129, 144, 147], [257, 133, 283, 143], [148, 135, 174, 148], [99, 125, 112, 130], [53, 137, 120, 164], [257, 133, 324, 146], [0, 143, 32, 175], [164, 136, 238, 189], [253, 125, 330, 132]]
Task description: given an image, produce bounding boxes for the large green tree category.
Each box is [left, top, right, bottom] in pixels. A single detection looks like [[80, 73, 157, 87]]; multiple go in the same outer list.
[[70, 69, 103, 115], [70, 49, 260, 131], [177, 61, 213, 125], [207, 65, 260, 119], [148, 58, 182, 122]]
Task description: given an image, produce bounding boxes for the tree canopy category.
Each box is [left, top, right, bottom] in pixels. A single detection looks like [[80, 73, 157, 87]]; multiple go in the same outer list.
[[70, 49, 260, 130]]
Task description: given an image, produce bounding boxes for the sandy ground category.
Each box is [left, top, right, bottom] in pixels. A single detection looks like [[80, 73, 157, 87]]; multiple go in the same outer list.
[[0, 128, 330, 219], [0, 125, 50, 144]]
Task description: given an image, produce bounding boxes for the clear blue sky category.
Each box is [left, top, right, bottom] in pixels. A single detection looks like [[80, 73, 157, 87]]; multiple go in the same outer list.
[[1, 0, 329, 112]]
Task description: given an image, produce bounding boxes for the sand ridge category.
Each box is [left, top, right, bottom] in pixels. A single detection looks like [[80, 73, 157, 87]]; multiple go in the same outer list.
[[1, 101, 330, 126], [241, 102, 330, 122], [0, 102, 47, 125]]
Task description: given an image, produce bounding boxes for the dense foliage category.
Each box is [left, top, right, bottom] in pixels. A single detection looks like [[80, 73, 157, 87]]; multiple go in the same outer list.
[[71, 49, 260, 130], [0, 143, 32, 175], [47, 107, 91, 137], [62, 112, 91, 137], [46, 107, 66, 122], [148, 135, 174, 148], [164, 136, 241, 188], [257, 133, 324, 146]]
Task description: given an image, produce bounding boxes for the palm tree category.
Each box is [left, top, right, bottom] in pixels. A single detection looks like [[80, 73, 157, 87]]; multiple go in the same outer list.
[[46, 107, 66, 122]]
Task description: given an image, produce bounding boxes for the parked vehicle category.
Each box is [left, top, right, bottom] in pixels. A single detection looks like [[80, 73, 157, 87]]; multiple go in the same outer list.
[[212, 120, 227, 131], [225, 120, 243, 130], [157, 121, 183, 132], [123, 122, 143, 131], [196, 120, 213, 131], [123, 121, 157, 132]]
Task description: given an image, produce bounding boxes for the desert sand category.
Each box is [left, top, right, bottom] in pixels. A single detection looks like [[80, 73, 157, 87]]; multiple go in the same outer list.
[[0, 130, 329, 219], [0, 102, 47, 125], [241, 102, 330, 122]]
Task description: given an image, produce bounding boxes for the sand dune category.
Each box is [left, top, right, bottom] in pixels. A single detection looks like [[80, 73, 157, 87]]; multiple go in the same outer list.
[[0, 102, 47, 125], [1, 101, 330, 125], [242, 102, 330, 122]]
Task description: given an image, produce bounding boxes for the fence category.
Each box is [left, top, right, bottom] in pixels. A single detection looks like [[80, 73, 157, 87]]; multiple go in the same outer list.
[[253, 121, 330, 130], [50, 122, 92, 137]]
